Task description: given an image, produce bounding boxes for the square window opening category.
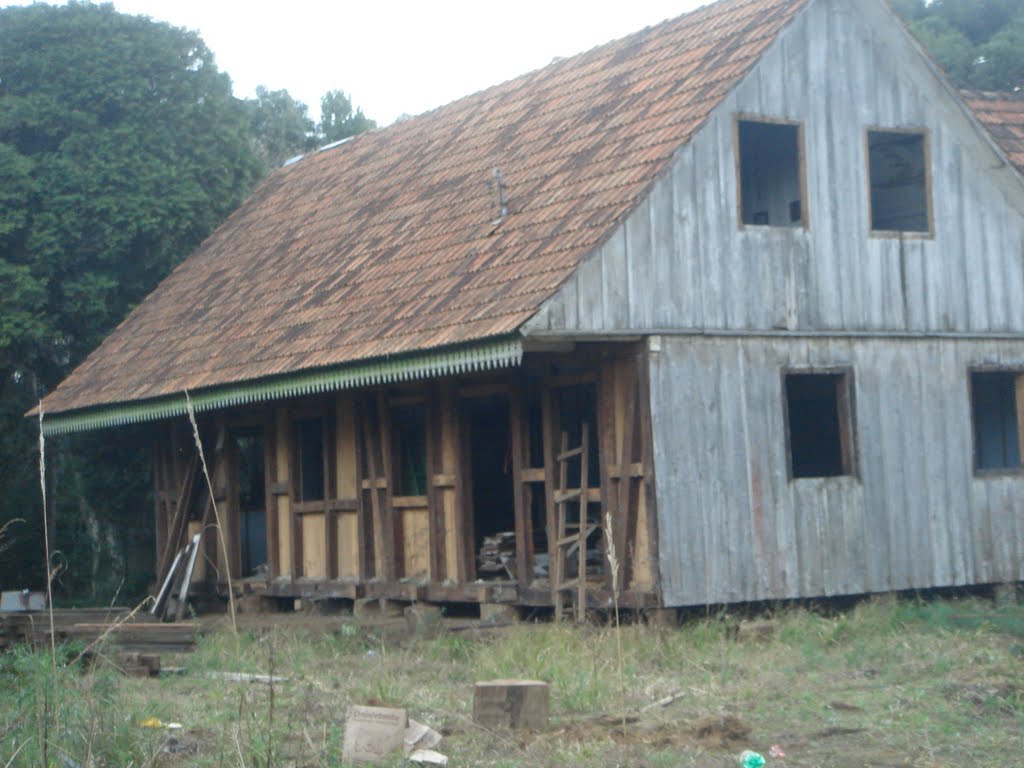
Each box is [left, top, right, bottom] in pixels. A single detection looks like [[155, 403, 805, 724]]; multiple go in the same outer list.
[[868, 130, 929, 233], [971, 371, 1022, 471], [785, 372, 854, 479], [738, 119, 804, 228]]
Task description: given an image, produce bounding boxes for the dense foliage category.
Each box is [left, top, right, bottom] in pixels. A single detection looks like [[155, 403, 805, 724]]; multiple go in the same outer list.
[[0, 2, 372, 600], [893, 0, 1024, 90]]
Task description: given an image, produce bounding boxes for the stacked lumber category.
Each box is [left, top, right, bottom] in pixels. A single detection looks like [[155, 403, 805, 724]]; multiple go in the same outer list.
[[70, 622, 198, 653], [0, 609, 197, 654], [477, 532, 516, 580]]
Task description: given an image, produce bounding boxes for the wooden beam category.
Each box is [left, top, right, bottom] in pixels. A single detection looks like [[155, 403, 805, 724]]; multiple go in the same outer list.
[[361, 397, 386, 581], [263, 408, 279, 579], [637, 347, 660, 595], [509, 382, 532, 585], [335, 392, 361, 580], [377, 391, 401, 580], [425, 384, 443, 581], [615, 360, 638, 589], [273, 402, 292, 580]]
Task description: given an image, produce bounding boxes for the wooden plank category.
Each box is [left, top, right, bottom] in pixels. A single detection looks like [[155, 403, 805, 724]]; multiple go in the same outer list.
[[174, 533, 202, 622], [425, 385, 443, 582], [392, 495, 429, 509], [302, 513, 327, 579], [377, 391, 401, 580], [520, 468, 545, 483]]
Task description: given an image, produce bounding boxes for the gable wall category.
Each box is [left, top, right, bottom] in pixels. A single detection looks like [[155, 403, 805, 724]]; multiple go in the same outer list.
[[525, 0, 1024, 336], [524, 0, 1024, 606]]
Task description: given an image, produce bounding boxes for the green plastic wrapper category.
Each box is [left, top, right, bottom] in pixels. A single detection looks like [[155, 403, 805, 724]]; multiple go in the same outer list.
[[739, 750, 766, 768]]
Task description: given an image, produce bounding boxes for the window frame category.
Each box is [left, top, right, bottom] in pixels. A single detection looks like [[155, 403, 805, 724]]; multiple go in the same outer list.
[[865, 126, 934, 238], [968, 366, 1024, 476], [734, 114, 809, 230], [389, 398, 429, 499], [292, 410, 329, 503], [781, 366, 858, 481]]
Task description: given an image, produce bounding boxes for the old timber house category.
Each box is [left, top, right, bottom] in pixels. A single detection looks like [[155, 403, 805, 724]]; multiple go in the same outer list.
[[36, 0, 1024, 615]]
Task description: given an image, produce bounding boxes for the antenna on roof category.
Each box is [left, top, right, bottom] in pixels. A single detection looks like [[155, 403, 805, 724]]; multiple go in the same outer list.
[[492, 167, 508, 224]]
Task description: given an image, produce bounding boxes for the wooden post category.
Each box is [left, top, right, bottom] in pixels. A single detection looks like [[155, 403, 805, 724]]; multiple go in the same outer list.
[[336, 392, 361, 580], [274, 403, 293, 579], [509, 383, 532, 585], [426, 384, 444, 582], [541, 386, 558, 606], [264, 408, 280, 579]]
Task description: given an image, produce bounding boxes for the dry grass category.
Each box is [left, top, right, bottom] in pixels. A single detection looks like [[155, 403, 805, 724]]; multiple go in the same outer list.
[[1, 594, 1022, 767]]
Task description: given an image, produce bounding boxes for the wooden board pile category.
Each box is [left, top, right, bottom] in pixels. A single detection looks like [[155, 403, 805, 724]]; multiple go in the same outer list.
[[0, 608, 197, 654], [477, 532, 516, 580]]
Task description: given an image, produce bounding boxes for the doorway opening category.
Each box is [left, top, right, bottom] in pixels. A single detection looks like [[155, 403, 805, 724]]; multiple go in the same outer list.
[[467, 396, 515, 580], [236, 430, 267, 576]]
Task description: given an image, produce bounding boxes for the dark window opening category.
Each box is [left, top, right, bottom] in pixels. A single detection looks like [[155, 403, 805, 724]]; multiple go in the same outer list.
[[236, 431, 267, 577], [868, 130, 929, 232], [971, 371, 1021, 471], [738, 119, 804, 227], [296, 417, 325, 501], [785, 373, 854, 478], [392, 404, 427, 496]]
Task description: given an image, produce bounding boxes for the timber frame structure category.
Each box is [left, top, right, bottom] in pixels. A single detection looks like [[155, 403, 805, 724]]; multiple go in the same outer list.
[[152, 345, 659, 614], [36, 0, 1024, 612]]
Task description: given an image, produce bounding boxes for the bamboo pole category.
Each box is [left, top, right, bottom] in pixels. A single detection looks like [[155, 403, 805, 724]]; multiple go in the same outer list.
[[184, 391, 238, 643]]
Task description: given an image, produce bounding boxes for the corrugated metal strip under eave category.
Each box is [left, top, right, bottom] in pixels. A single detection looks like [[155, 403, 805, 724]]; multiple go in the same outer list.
[[40, 338, 524, 436]]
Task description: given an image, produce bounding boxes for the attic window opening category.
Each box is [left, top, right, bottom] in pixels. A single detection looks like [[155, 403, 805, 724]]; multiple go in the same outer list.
[[971, 370, 1022, 472], [868, 130, 931, 234], [738, 119, 805, 228], [784, 371, 855, 479]]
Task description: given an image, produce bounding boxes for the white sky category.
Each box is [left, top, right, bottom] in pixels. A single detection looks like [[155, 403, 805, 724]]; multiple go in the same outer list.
[[5, 1, 706, 125]]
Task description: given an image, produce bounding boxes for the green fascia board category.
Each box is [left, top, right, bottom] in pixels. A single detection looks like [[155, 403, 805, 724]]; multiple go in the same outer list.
[[41, 337, 524, 436]]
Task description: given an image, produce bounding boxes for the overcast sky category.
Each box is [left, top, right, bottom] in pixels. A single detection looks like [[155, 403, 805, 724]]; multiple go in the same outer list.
[[4, 0, 706, 125]]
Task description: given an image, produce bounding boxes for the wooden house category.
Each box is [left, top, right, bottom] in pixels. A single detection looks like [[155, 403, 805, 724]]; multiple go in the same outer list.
[[37, 0, 1024, 615]]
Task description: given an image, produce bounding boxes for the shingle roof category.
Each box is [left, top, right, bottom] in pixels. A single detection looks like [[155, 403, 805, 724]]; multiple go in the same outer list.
[[961, 90, 1024, 173], [41, 0, 810, 417]]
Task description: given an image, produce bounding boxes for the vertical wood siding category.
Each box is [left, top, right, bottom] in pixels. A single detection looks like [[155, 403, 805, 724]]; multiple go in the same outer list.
[[524, 0, 1024, 337], [650, 336, 1024, 606], [522, 0, 1024, 605]]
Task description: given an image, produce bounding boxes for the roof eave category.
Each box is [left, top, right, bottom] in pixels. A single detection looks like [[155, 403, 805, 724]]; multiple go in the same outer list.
[[37, 336, 524, 436]]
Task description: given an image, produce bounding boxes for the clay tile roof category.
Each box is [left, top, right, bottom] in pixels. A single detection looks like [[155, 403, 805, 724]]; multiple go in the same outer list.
[[41, 0, 808, 417], [962, 90, 1024, 173]]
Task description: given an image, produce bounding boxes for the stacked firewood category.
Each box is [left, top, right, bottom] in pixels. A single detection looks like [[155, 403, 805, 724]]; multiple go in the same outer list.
[[477, 532, 516, 579]]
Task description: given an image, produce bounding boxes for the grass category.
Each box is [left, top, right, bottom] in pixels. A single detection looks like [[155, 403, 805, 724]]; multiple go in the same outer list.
[[0, 594, 1022, 767]]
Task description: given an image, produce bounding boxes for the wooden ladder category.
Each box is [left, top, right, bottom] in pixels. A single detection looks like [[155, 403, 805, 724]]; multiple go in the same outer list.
[[551, 423, 599, 622]]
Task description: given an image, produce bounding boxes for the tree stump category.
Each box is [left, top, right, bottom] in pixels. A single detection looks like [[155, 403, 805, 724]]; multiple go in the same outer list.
[[473, 679, 549, 730]]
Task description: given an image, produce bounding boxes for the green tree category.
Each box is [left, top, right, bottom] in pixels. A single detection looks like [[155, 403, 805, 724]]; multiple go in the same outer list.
[[894, 0, 1024, 90], [246, 85, 318, 168], [0, 1, 263, 597], [319, 90, 376, 144]]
